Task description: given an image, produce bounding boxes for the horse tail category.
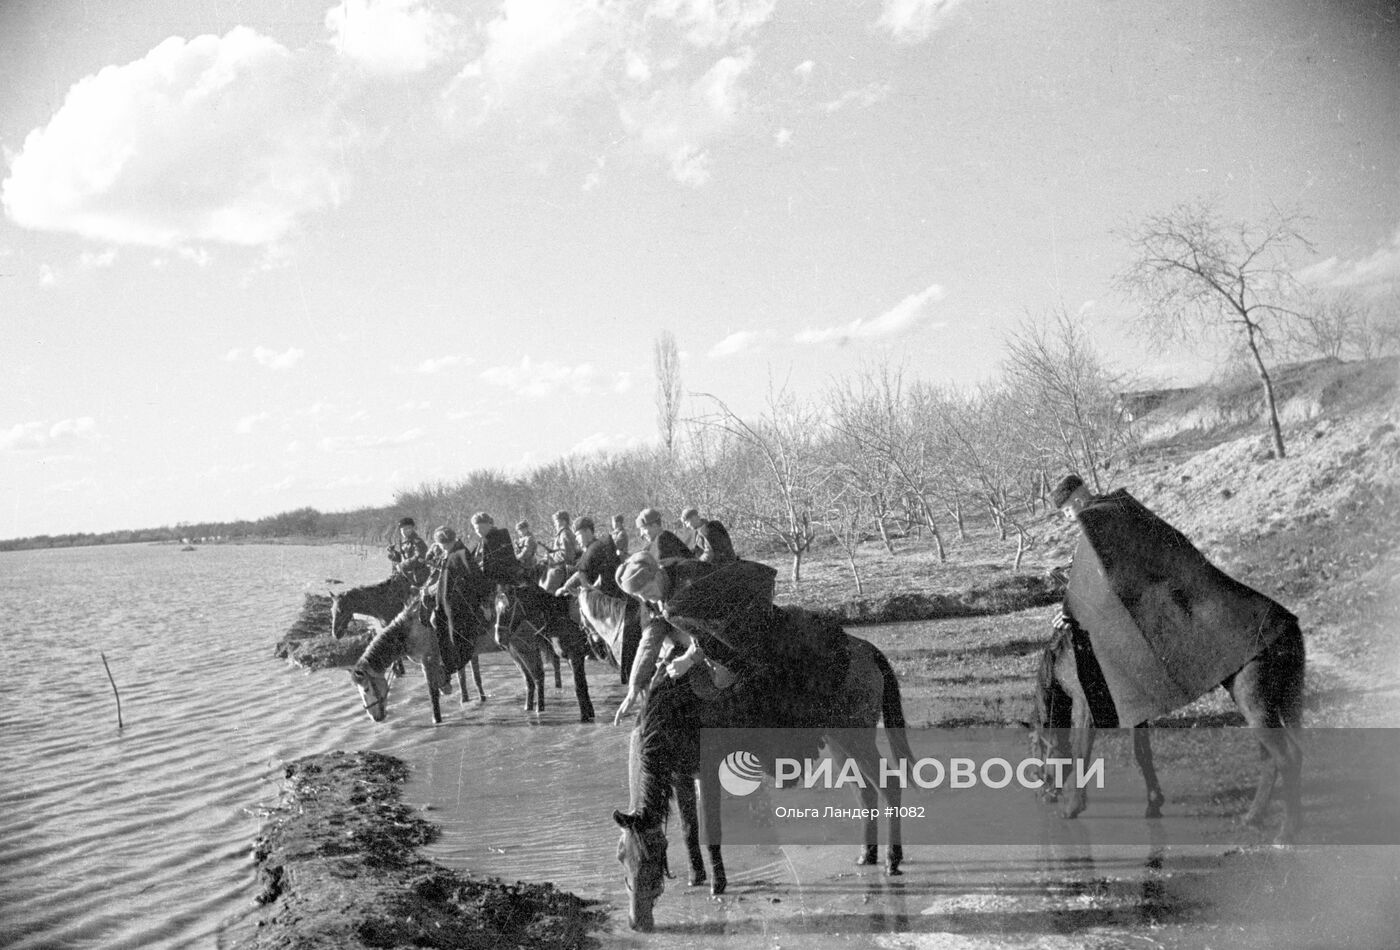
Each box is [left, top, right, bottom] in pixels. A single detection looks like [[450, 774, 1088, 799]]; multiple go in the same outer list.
[[871, 645, 914, 762]]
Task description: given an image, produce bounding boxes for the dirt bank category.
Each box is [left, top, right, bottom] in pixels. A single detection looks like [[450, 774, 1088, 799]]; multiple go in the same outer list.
[[234, 750, 604, 949]]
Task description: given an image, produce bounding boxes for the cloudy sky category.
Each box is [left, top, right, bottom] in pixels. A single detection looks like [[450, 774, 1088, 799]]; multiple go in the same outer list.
[[2, 0, 1397, 539]]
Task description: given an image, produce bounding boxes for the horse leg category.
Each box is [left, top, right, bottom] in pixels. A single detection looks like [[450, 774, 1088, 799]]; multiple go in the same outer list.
[[569, 647, 595, 723], [835, 735, 895, 871], [550, 646, 563, 689], [1132, 725, 1165, 819], [427, 679, 442, 724], [1232, 657, 1304, 844], [471, 656, 486, 702], [675, 774, 707, 886], [697, 759, 727, 895], [1061, 702, 1096, 820], [457, 665, 470, 703]]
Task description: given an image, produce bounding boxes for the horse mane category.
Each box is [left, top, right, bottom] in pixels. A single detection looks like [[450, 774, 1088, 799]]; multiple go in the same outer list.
[[631, 676, 702, 826], [580, 586, 629, 627], [356, 605, 415, 674]]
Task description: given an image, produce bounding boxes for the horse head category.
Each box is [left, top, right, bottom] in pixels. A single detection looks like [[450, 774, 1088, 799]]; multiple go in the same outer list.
[[351, 662, 391, 722], [614, 810, 670, 932]]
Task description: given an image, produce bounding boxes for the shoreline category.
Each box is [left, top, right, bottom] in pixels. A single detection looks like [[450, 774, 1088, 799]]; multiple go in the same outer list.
[[233, 750, 605, 949]]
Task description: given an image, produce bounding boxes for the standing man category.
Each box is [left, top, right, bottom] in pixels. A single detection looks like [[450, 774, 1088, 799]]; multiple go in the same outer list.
[[681, 507, 737, 563], [386, 517, 429, 584], [636, 507, 692, 565], [555, 516, 623, 598], [470, 512, 522, 586]]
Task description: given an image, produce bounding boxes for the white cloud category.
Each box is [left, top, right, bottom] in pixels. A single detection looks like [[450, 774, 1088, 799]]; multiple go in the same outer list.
[[319, 428, 425, 452], [2, 28, 351, 249], [708, 329, 772, 357], [235, 412, 271, 434], [45, 477, 98, 494], [875, 0, 966, 44], [795, 283, 947, 346], [326, 0, 458, 74], [1, 416, 97, 452], [821, 82, 891, 114], [646, 0, 776, 48], [775, 127, 793, 146], [793, 59, 814, 80], [78, 248, 117, 269], [253, 346, 305, 370], [38, 264, 57, 286], [1297, 226, 1400, 290], [415, 354, 471, 373], [479, 355, 630, 398]]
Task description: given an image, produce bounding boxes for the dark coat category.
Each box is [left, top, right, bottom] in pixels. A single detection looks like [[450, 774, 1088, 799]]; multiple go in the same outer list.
[[577, 536, 623, 598], [477, 526, 521, 585], [1064, 489, 1296, 727], [692, 518, 736, 563]]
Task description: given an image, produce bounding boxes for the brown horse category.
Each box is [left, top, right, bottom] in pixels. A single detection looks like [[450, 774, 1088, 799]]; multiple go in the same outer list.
[[493, 583, 596, 722], [1029, 617, 1306, 844], [613, 609, 912, 932], [331, 572, 485, 703]]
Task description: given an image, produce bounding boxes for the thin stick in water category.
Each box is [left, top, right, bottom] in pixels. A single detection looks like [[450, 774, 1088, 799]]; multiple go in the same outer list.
[[100, 651, 124, 730]]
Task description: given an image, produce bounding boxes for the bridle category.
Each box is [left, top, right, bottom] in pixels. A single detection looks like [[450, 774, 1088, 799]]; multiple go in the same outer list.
[[353, 665, 390, 719]]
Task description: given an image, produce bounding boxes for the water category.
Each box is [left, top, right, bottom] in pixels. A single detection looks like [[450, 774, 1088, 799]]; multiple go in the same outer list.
[[0, 542, 637, 949]]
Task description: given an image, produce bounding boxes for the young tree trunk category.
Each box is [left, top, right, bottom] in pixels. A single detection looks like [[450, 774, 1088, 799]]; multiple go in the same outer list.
[[789, 546, 804, 584], [1247, 333, 1288, 459], [876, 517, 895, 555], [845, 550, 864, 596]]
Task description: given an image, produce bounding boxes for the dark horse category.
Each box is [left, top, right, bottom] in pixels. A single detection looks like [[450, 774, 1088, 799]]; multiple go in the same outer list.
[[613, 609, 912, 932], [1030, 618, 1306, 844], [331, 572, 486, 705], [493, 583, 596, 722]]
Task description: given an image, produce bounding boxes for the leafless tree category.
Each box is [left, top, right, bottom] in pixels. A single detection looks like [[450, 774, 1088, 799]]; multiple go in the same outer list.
[[694, 386, 824, 583], [1116, 200, 1312, 459], [653, 331, 683, 454], [1002, 306, 1135, 492]]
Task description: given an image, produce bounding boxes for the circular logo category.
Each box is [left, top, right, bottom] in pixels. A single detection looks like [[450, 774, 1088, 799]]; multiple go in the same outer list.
[[718, 750, 764, 797]]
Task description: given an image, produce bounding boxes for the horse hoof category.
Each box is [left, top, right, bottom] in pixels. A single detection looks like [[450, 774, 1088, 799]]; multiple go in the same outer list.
[[689, 871, 707, 887], [856, 847, 878, 866], [1145, 804, 1163, 819], [710, 876, 726, 896], [580, 714, 595, 724]]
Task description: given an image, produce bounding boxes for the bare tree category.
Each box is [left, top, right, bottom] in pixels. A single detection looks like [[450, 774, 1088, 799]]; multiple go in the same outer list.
[[1002, 306, 1135, 492], [695, 386, 824, 583], [653, 331, 683, 453], [1116, 200, 1311, 459]]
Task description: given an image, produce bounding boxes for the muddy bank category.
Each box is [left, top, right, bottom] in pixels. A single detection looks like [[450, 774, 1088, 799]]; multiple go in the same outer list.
[[235, 751, 604, 950], [274, 593, 374, 670]]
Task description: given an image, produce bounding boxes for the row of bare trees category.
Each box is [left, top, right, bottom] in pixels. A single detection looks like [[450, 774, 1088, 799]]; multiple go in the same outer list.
[[392, 310, 1138, 588], [389, 199, 1396, 590]]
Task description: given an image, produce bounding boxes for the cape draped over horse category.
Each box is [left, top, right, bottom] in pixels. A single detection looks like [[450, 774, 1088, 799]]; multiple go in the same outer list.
[[349, 604, 448, 723], [1030, 490, 1306, 843], [613, 607, 912, 933], [574, 584, 643, 683], [493, 582, 596, 722]]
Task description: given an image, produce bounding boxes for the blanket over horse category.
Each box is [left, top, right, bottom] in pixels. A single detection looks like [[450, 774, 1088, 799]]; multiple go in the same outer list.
[[1064, 489, 1296, 728]]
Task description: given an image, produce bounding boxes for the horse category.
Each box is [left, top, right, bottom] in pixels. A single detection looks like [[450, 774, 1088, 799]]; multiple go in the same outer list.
[[493, 583, 596, 722], [613, 610, 912, 932], [330, 572, 485, 703], [349, 604, 450, 723], [1029, 618, 1306, 844], [574, 584, 643, 683]]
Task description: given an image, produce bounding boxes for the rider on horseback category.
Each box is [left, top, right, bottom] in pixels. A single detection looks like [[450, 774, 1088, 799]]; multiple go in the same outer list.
[[471, 512, 526, 586], [611, 549, 779, 723], [387, 517, 430, 585], [555, 516, 623, 599]]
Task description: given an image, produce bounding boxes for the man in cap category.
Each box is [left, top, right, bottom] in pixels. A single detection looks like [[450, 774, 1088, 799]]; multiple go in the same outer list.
[[542, 509, 582, 593], [514, 520, 541, 581], [610, 514, 630, 558], [387, 517, 429, 584], [635, 507, 691, 565], [471, 512, 523, 586], [681, 507, 737, 563], [555, 516, 623, 599], [1049, 474, 1097, 633]]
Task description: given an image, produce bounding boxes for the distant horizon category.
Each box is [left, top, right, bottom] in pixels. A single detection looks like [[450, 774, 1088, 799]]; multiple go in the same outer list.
[[4, 0, 1398, 538]]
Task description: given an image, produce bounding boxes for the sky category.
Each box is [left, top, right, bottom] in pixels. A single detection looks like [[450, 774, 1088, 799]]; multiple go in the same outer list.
[[1, 0, 1398, 540]]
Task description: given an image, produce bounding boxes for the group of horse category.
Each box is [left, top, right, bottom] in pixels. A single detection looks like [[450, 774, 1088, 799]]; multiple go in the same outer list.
[[325, 552, 1306, 934], [328, 552, 639, 724]]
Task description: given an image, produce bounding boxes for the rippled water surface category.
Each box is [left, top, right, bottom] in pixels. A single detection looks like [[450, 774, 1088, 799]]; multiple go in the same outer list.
[[0, 542, 629, 949]]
